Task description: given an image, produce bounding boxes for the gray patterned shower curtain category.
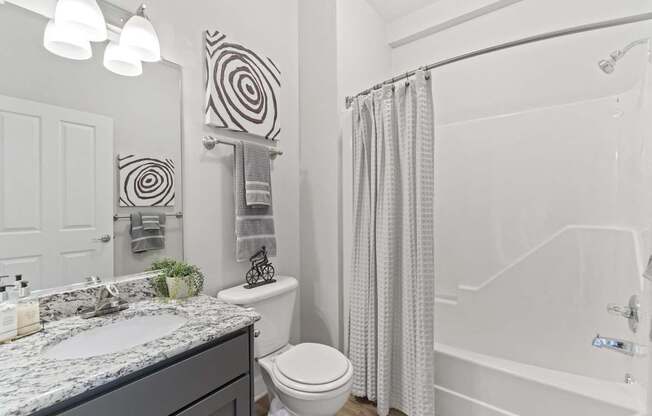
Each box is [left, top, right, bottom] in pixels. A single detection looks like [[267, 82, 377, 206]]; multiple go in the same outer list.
[[348, 70, 435, 416]]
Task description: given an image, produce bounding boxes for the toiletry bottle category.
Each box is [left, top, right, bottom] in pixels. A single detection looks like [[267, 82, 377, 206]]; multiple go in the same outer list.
[[8, 275, 22, 300], [0, 286, 17, 343], [17, 281, 40, 336]]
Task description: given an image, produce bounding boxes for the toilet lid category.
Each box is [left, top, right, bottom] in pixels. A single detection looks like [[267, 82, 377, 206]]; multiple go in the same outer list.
[[275, 343, 349, 385]]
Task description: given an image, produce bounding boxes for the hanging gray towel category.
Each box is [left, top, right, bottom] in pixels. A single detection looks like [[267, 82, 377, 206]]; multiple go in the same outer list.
[[243, 142, 272, 207], [235, 142, 276, 262], [130, 213, 166, 253], [141, 214, 161, 231]]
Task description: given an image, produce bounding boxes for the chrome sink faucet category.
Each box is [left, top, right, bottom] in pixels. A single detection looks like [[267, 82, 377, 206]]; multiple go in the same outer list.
[[78, 282, 129, 319]]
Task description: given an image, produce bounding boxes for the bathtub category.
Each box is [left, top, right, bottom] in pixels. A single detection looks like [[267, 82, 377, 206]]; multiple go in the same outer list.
[[434, 343, 645, 416]]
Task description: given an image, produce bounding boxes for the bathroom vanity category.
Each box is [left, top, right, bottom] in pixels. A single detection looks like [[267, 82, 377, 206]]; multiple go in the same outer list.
[[0, 285, 260, 416], [46, 329, 254, 416]]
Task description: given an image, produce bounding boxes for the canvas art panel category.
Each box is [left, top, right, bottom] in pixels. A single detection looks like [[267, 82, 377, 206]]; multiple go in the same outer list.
[[204, 30, 281, 140], [119, 154, 176, 207]]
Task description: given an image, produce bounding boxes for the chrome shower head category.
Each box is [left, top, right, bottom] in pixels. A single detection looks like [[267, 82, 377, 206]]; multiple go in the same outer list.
[[598, 59, 616, 74], [598, 38, 650, 75]]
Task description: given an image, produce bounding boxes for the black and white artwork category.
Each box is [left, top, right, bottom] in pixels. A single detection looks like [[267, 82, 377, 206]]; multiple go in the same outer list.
[[119, 154, 175, 207], [204, 30, 281, 140]]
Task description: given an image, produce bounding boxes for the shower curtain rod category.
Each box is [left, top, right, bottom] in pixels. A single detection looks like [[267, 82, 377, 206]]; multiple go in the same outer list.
[[344, 12, 652, 109]]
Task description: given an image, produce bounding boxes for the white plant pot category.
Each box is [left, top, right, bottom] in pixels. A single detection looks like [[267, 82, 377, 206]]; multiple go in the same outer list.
[[166, 277, 192, 299]]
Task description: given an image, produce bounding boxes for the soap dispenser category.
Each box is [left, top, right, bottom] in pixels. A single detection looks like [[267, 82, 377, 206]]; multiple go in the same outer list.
[[16, 281, 40, 336], [0, 285, 18, 343]]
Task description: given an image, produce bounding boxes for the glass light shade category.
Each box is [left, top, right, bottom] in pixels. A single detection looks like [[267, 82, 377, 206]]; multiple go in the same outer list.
[[54, 0, 107, 42], [120, 15, 161, 62], [103, 42, 142, 77], [43, 20, 92, 60]]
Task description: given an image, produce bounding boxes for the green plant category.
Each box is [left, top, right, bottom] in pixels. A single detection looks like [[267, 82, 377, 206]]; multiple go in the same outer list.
[[148, 258, 205, 298]]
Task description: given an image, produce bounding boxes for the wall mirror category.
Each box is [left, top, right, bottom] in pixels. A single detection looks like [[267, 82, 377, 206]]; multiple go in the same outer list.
[[0, 1, 184, 290]]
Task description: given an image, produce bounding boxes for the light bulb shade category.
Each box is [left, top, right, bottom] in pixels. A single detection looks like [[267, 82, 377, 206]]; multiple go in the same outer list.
[[43, 20, 92, 60], [103, 42, 142, 77], [120, 15, 161, 62], [54, 0, 107, 42]]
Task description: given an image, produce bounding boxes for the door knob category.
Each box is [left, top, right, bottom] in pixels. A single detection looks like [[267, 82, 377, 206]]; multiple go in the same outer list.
[[93, 234, 112, 243]]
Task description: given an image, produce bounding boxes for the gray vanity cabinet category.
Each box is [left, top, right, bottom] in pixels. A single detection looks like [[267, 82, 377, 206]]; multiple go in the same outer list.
[[37, 327, 255, 416], [176, 376, 250, 416]]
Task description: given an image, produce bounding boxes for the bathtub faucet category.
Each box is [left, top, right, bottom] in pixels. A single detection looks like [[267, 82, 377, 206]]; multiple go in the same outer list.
[[592, 334, 639, 357]]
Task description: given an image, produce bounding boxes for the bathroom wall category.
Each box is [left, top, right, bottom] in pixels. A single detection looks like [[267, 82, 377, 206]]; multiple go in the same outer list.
[[295, 0, 391, 350], [106, 0, 302, 341], [335, 0, 392, 351]]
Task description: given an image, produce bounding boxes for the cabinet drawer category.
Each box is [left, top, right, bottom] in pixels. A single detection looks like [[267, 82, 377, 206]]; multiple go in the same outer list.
[[58, 332, 249, 416], [175, 376, 250, 416]]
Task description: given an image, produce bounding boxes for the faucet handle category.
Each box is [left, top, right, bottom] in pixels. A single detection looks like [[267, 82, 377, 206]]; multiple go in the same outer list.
[[607, 303, 634, 318], [86, 276, 102, 285], [105, 283, 119, 296], [606, 295, 640, 333]]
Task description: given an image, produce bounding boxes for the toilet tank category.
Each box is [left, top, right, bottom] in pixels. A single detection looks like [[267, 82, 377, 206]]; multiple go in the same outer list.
[[217, 275, 298, 357]]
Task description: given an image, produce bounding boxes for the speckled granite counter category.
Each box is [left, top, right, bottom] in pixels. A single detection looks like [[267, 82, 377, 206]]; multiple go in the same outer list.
[[0, 295, 260, 416]]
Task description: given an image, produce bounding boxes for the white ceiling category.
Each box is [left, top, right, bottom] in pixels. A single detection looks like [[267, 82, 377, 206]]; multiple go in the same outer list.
[[366, 0, 442, 21]]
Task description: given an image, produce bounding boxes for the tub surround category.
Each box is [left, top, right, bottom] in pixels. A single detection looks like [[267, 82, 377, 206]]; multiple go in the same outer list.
[[0, 294, 260, 416]]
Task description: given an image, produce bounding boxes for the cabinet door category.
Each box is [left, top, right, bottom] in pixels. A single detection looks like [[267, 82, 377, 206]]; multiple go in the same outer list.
[[176, 376, 250, 416]]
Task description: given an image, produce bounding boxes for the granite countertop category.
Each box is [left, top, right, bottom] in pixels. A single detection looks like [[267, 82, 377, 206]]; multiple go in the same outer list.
[[0, 295, 260, 416]]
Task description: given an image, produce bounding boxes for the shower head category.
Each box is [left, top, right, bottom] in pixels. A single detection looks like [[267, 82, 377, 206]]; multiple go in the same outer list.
[[598, 59, 616, 74], [598, 38, 650, 74]]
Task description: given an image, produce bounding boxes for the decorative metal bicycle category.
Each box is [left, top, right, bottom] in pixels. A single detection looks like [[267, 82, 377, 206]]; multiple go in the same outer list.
[[244, 246, 276, 289]]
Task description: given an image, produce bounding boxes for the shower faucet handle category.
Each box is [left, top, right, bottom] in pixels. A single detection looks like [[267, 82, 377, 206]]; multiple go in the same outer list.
[[606, 295, 639, 333], [607, 304, 634, 318]]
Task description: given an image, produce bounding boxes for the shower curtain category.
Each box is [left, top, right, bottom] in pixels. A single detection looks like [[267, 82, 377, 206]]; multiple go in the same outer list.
[[349, 70, 435, 416]]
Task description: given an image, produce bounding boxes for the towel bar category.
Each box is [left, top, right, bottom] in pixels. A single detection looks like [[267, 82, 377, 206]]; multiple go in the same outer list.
[[203, 136, 283, 158], [113, 212, 183, 222]]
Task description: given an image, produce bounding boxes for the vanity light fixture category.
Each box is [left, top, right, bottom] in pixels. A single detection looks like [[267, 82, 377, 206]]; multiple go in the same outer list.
[[103, 41, 142, 77], [54, 0, 108, 42], [119, 4, 161, 62], [43, 20, 93, 60]]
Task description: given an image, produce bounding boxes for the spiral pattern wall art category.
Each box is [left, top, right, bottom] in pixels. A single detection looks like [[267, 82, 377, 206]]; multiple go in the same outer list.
[[118, 154, 176, 207], [204, 30, 281, 140]]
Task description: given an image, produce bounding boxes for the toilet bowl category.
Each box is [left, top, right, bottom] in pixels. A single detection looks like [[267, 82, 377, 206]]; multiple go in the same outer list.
[[217, 276, 352, 415], [259, 343, 353, 416]]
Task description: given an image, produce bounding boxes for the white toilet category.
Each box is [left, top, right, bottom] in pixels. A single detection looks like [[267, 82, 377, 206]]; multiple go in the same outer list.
[[217, 276, 352, 416]]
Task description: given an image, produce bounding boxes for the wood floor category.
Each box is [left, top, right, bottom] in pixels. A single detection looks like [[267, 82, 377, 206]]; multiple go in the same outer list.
[[255, 395, 406, 416]]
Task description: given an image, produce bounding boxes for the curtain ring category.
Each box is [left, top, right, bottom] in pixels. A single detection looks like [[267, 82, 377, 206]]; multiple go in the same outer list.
[[405, 71, 410, 87], [419, 66, 431, 80]]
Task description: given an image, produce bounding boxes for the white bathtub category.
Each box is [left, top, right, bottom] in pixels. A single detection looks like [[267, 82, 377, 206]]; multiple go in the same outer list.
[[434, 343, 645, 416]]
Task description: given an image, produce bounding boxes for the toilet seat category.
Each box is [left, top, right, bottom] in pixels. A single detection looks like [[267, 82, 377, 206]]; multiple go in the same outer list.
[[265, 343, 353, 395]]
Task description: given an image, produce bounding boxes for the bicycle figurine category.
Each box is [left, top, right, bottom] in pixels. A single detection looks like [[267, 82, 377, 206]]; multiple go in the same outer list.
[[244, 246, 276, 288]]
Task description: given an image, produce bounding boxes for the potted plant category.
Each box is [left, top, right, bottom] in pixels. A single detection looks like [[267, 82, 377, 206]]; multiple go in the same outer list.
[[148, 258, 205, 299]]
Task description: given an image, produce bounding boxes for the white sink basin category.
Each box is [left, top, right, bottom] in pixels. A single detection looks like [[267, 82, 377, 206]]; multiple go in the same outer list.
[[43, 313, 188, 360]]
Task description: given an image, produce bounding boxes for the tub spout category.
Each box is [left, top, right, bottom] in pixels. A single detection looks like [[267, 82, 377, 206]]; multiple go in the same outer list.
[[592, 334, 638, 357]]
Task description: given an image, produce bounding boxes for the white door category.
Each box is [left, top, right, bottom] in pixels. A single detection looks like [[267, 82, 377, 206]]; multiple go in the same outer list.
[[0, 95, 113, 289]]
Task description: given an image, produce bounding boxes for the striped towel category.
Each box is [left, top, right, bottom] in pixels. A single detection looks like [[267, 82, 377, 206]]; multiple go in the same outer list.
[[244, 142, 272, 207], [142, 215, 161, 231], [234, 142, 276, 262], [130, 213, 166, 253]]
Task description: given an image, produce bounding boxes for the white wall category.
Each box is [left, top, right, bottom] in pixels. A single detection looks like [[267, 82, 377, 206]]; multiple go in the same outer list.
[[105, 0, 302, 344], [335, 0, 392, 352]]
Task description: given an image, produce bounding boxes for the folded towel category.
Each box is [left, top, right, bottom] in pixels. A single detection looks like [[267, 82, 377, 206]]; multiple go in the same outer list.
[[235, 142, 276, 262], [130, 213, 166, 253], [243, 142, 272, 207], [141, 215, 161, 231]]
